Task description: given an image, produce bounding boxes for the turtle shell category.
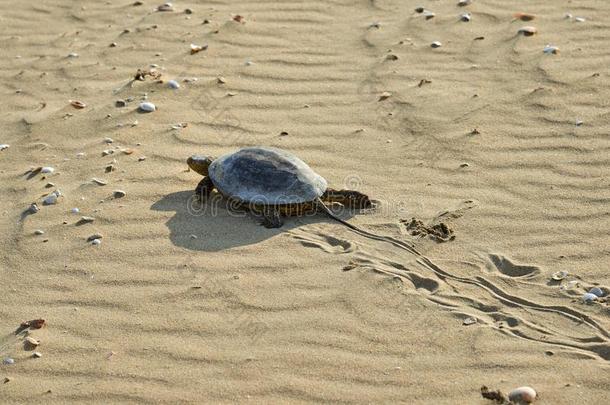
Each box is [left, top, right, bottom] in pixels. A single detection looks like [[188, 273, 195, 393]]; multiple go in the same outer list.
[[208, 147, 327, 204]]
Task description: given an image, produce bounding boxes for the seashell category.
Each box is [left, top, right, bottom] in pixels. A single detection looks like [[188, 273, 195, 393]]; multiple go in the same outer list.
[[2, 358, 15, 365], [423, 10, 435, 20], [514, 13, 535, 21], [92, 178, 108, 186], [508, 386, 537, 404], [582, 293, 598, 303], [463, 317, 477, 325], [43, 191, 60, 205], [76, 216, 95, 225], [91, 238, 102, 246], [574, 17, 586, 22], [369, 21, 381, 29], [110, 42, 117, 47], [460, 13, 471, 22], [414, 7, 424, 13], [115, 99, 127, 107], [190, 43, 207, 54], [157, 3, 174, 12], [458, 0, 472, 6], [104, 137, 114, 143], [543, 45, 559, 54], [385, 54, 399, 60], [564, 13, 573, 19], [87, 233, 103, 242], [71, 208, 80, 214], [76, 152, 85, 158], [34, 230, 44, 235], [560, 280, 579, 291], [183, 77, 198, 83], [575, 119, 583, 126], [217, 76, 226, 84], [102, 149, 114, 156], [167, 80, 180, 89], [113, 190, 126, 198], [41, 166, 55, 174], [378, 91, 392, 101], [32, 352, 42, 358], [25, 336, 40, 347], [0, 144, 9, 151], [28, 203, 40, 214], [138, 101, 156, 112], [67, 52, 79, 58], [518, 26, 537, 36], [551, 270, 568, 281], [69, 100, 87, 109], [589, 287, 604, 297], [431, 41, 442, 48], [138, 156, 146, 161]]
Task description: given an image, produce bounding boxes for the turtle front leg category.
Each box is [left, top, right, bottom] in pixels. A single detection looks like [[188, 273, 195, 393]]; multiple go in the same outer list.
[[195, 176, 215, 201], [261, 206, 284, 228]]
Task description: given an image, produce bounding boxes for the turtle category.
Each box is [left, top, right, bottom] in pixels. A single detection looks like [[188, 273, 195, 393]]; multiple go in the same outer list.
[[187, 146, 373, 229]]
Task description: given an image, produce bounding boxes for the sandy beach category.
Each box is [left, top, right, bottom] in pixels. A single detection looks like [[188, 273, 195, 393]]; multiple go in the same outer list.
[[1, 0, 609, 403]]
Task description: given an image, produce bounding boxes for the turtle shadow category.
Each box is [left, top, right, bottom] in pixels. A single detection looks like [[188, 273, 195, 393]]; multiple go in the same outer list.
[[151, 191, 359, 252]]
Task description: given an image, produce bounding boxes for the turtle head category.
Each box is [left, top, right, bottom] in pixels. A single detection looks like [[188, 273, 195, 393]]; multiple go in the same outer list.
[[187, 155, 214, 176], [325, 189, 373, 209]]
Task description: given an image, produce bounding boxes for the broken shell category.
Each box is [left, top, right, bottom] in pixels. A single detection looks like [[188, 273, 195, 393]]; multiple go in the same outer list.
[[574, 17, 586, 22], [34, 229, 44, 235], [414, 7, 424, 13], [378, 91, 392, 101], [69, 100, 87, 109], [582, 293, 598, 303], [560, 280, 579, 291], [138, 102, 156, 112], [91, 239, 102, 246], [167, 80, 180, 89], [217, 76, 226, 84], [385, 54, 399, 61], [463, 317, 477, 325], [514, 13, 535, 21], [431, 41, 442, 48], [25, 336, 40, 347], [157, 2, 173, 12], [113, 190, 126, 198], [518, 26, 537, 36], [589, 287, 604, 297], [41, 166, 55, 174], [92, 178, 108, 186], [551, 270, 568, 281], [77, 216, 95, 224], [508, 387, 537, 404], [423, 10, 435, 20], [543, 45, 559, 54], [32, 352, 42, 358], [457, 0, 472, 6], [67, 52, 79, 58], [190, 43, 207, 54], [576, 119, 583, 126], [2, 358, 15, 365], [0, 144, 9, 151], [460, 13, 471, 22], [87, 233, 103, 242], [28, 203, 40, 214], [43, 191, 60, 205]]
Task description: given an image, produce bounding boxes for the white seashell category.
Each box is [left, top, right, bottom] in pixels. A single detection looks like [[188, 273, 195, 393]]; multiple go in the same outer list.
[[138, 102, 156, 112], [167, 80, 180, 89], [508, 386, 537, 404], [582, 293, 598, 303], [71, 208, 80, 214], [92, 178, 108, 186], [431, 41, 442, 48], [76, 152, 86, 158], [32, 352, 42, 358], [423, 10, 435, 19], [34, 229, 44, 235], [518, 26, 537, 36], [458, 0, 472, 6], [43, 193, 58, 205], [463, 317, 477, 325], [2, 357, 15, 365], [67, 52, 79, 58], [575, 119, 583, 126], [460, 13, 471, 22], [551, 270, 568, 281], [543, 45, 559, 54], [91, 238, 102, 246], [564, 13, 572, 19], [41, 166, 54, 174], [25, 336, 40, 347], [589, 287, 604, 297], [245, 60, 254, 66], [574, 17, 586, 22], [0, 144, 9, 151]]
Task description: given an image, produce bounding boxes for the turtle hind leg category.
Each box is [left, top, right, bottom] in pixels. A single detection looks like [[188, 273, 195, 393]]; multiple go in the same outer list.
[[260, 206, 283, 228], [195, 176, 215, 201]]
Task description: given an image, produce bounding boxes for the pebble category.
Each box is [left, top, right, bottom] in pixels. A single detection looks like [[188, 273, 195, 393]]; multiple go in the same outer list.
[[423, 10, 435, 20], [463, 317, 477, 325], [190, 43, 207, 54], [379, 91, 392, 101], [115, 99, 127, 107], [138, 156, 146, 161], [582, 293, 598, 303], [32, 352, 42, 358], [431, 41, 442, 48], [41, 166, 55, 174], [77, 216, 95, 225], [110, 42, 118, 47], [43, 191, 60, 205], [543, 45, 559, 54], [91, 239, 102, 246], [28, 203, 40, 214], [518, 26, 537, 36], [113, 190, 126, 198], [67, 52, 79, 58], [460, 13, 471, 22], [3, 377, 10, 383], [0, 144, 9, 151], [157, 2, 174, 12], [574, 17, 586, 22], [139, 102, 156, 112], [34, 229, 44, 235], [589, 287, 604, 297], [458, 0, 472, 5], [76, 152, 86, 158], [508, 387, 537, 404], [575, 119, 583, 126], [2, 358, 15, 365], [71, 208, 80, 214], [185, 8, 193, 14], [104, 137, 114, 144], [217, 76, 226, 84], [167, 80, 180, 89], [414, 7, 424, 13]]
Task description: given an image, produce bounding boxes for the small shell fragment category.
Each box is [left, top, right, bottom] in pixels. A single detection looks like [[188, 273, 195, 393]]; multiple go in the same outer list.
[[32, 352, 42, 358], [25, 336, 40, 347], [0, 144, 9, 151], [87, 233, 103, 242], [157, 3, 174, 12], [518, 26, 537, 36], [2, 358, 15, 365], [34, 229, 44, 235], [138, 102, 156, 112], [92, 178, 107, 186], [458, 0, 472, 6], [588, 287, 604, 297], [543, 45, 559, 54], [113, 190, 126, 198], [431, 41, 442, 48], [69, 100, 87, 109], [423, 11, 435, 20], [508, 386, 537, 404], [463, 317, 477, 325], [67, 52, 79, 58], [167, 80, 180, 89], [190, 43, 207, 54], [378, 91, 392, 101], [582, 293, 598, 303], [77, 216, 95, 225], [91, 239, 102, 246], [514, 13, 536, 21], [551, 270, 568, 281], [460, 13, 471, 22], [574, 17, 586, 22], [41, 166, 55, 174]]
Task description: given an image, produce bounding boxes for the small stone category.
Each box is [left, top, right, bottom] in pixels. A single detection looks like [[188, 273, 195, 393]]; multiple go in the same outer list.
[[32, 352, 42, 358], [582, 293, 598, 303], [138, 102, 156, 112], [110, 42, 118, 47], [190, 234, 198, 239], [43, 192, 59, 205], [423, 10, 435, 20], [574, 17, 586, 22], [518, 26, 537, 36], [28, 203, 40, 214], [575, 119, 583, 126], [71, 208, 80, 214], [431, 41, 442, 48], [543, 45, 559, 54], [460, 163, 470, 168], [378, 91, 392, 101], [91, 239, 102, 246], [245, 60, 253, 66], [115, 99, 127, 107], [104, 137, 114, 144], [184, 8, 193, 14], [460, 13, 471, 22], [24, 336, 40, 348], [463, 317, 477, 325], [76, 216, 95, 225], [113, 190, 126, 198], [87, 233, 103, 242], [414, 7, 424, 13], [67, 52, 79, 58], [167, 80, 180, 89], [41, 167, 55, 174], [279, 131, 289, 136], [138, 156, 146, 161], [385, 54, 399, 60], [458, 0, 472, 6], [157, 3, 174, 12], [34, 229, 44, 235], [508, 387, 537, 404], [589, 287, 604, 297], [0, 144, 9, 151], [2, 358, 14, 365], [217, 76, 226, 84], [92, 178, 108, 186], [3, 377, 10, 383], [190, 43, 207, 54]]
